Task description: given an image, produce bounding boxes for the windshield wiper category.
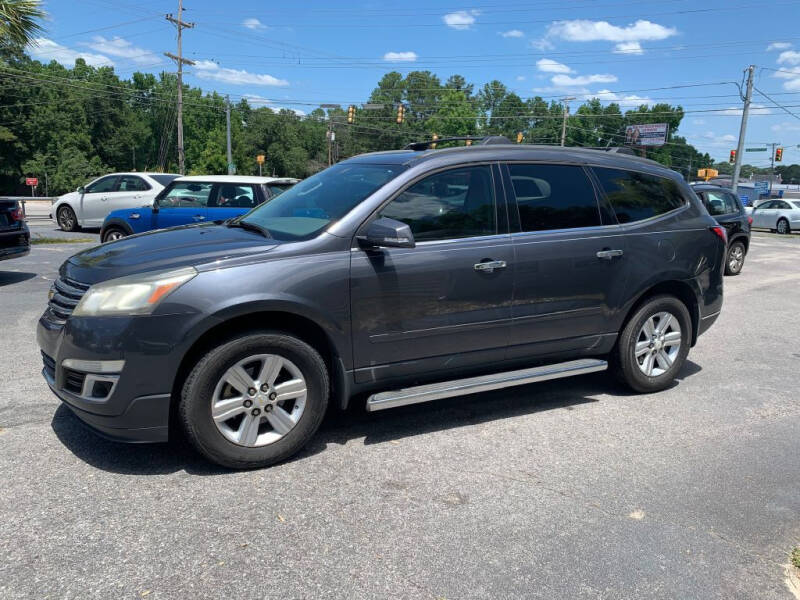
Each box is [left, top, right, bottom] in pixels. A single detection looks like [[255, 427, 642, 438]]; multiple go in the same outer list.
[[226, 219, 272, 238]]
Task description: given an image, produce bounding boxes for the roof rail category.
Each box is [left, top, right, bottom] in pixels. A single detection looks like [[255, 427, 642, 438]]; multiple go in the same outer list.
[[404, 135, 512, 151], [586, 146, 638, 156]]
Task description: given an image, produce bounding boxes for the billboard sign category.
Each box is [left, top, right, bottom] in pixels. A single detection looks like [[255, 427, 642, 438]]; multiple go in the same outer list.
[[25, 177, 38, 186], [625, 123, 668, 147]]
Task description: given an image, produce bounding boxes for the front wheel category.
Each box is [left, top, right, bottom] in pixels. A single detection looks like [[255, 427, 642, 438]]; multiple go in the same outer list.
[[102, 227, 127, 243], [724, 241, 746, 275], [611, 295, 692, 393], [179, 332, 329, 469], [57, 205, 78, 232], [776, 218, 790, 235]]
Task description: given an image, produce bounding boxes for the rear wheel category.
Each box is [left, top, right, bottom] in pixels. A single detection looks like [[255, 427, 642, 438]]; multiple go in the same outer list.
[[179, 332, 329, 469], [57, 205, 78, 232], [776, 218, 790, 235], [102, 227, 127, 243], [611, 295, 691, 393], [724, 241, 746, 275]]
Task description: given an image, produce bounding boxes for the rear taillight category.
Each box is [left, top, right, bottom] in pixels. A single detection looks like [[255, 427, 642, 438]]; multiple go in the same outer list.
[[747, 216, 753, 225], [10, 207, 24, 222], [710, 225, 727, 244]]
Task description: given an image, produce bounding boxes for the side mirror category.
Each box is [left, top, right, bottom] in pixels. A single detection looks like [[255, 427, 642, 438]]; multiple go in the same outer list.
[[358, 217, 415, 249], [77, 186, 85, 194]]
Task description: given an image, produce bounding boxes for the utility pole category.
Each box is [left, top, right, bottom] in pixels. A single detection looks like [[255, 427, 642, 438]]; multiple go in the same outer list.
[[768, 142, 780, 197], [732, 65, 755, 193], [560, 97, 574, 147], [165, 0, 195, 175], [225, 95, 233, 174], [320, 104, 340, 167]]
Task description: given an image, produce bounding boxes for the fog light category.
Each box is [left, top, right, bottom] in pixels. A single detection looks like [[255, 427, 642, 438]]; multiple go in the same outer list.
[[62, 358, 125, 373]]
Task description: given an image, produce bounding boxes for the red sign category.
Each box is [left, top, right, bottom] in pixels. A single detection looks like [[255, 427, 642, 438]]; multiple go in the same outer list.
[[26, 177, 38, 186]]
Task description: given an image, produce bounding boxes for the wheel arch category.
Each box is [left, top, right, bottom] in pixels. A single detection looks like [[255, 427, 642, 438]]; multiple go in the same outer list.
[[100, 218, 134, 240], [728, 233, 749, 253], [620, 280, 700, 347]]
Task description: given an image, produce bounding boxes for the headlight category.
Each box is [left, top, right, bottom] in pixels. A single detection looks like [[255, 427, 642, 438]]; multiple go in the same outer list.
[[72, 266, 197, 317]]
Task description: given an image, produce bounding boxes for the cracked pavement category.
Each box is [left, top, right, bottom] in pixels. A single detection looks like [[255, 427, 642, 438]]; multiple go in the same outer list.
[[1, 233, 799, 599]]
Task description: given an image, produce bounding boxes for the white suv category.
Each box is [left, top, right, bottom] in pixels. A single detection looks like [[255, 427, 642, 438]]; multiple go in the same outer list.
[[53, 172, 180, 231]]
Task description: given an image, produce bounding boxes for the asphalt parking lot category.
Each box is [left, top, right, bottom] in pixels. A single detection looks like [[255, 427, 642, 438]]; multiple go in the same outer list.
[[1, 233, 799, 599]]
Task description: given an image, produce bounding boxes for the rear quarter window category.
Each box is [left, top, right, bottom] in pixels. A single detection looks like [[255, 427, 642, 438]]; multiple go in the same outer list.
[[593, 167, 686, 223]]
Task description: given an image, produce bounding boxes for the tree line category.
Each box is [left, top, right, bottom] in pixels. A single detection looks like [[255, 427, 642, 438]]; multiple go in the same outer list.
[[0, 48, 780, 196]]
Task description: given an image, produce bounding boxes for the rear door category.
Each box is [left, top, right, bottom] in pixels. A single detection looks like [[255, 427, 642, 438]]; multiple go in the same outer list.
[[150, 181, 212, 230], [502, 162, 628, 359], [108, 175, 152, 214], [350, 164, 514, 383], [751, 200, 777, 229]]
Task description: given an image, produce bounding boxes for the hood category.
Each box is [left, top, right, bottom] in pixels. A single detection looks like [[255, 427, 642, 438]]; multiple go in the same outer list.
[[64, 223, 279, 284]]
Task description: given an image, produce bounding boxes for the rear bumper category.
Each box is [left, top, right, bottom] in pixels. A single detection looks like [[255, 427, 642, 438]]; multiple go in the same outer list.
[[0, 245, 30, 261]]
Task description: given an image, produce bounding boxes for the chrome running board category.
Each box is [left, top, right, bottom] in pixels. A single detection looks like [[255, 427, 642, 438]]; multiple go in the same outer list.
[[366, 358, 607, 412]]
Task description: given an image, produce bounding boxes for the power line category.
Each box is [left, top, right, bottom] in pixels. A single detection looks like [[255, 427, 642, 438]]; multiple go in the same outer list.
[[755, 86, 800, 122]]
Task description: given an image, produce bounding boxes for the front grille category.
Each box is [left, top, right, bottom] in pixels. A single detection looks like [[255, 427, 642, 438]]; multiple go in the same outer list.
[[47, 276, 90, 324], [42, 352, 56, 381], [63, 369, 86, 395]]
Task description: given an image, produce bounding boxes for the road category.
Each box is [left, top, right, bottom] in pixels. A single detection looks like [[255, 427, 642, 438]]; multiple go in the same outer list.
[[1, 234, 798, 599]]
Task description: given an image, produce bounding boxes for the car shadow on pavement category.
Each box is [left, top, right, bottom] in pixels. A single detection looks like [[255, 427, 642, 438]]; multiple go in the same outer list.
[[0, 272, 37, 286], [50, 360, 702, 476]]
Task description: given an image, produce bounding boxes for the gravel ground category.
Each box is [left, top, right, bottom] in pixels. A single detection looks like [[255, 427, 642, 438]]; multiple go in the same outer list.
[[0, 233, 798, 599]]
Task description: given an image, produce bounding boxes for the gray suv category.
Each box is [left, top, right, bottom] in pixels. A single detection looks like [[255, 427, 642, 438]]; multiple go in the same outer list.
[[38, 141, 725, 468]]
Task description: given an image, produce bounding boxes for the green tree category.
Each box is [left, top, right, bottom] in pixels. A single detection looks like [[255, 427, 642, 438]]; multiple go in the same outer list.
[[0, 0, 44, 47]]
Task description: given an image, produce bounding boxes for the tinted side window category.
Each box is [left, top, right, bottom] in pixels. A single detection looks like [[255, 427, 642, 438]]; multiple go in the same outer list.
[[508, 164, 601, 231], [702, 191, 736, 216], [593, 168, 685, 223], [380, 166, 496, 242], [212, 184, 256, 209], [118, 176, 150, 192], [159, 182, 213, 208], [85, 176, 118, 193], [724, 193, 742, 213]]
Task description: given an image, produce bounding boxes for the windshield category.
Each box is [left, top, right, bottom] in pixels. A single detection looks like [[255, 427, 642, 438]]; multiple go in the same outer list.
[[240, 163, 404, 240]]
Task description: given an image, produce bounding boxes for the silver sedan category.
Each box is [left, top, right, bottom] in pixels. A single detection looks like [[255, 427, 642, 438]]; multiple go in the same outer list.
[[746, 199, 800, 234]]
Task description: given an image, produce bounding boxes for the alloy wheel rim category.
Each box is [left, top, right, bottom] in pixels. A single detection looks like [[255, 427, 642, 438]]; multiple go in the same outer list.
[[634, 311, 682, 377], [211, 353, 307, 447], [729, 246, 744, 272], [777, 221, 788, 234], [59, 209, 74, 229], [107, 231, 124, 241]]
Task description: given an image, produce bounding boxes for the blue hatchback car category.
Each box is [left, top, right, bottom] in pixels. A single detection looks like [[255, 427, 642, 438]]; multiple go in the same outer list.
[[100, 175, 299, 242]]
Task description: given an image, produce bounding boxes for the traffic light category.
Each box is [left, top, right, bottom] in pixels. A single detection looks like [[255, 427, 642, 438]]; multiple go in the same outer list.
[[396, 104, 405, 124], [729, 149, 736, 164], [775, 147, 783, 162], [347, 105, 355, 124], [431, 133, 438, 149], [516, 132, 523, 144]]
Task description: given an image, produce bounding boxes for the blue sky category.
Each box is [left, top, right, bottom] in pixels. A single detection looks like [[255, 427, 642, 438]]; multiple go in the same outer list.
[[29, 0, 800, 165]]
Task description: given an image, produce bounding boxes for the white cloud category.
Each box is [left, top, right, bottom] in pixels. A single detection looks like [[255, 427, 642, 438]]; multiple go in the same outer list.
[[500, 29, 523, 38], [242, 94, 304, 115], [718, 103, 770, 117], [548, 19, 677, 43], [536, 58, 573, 74], [551, 73, 617, 86], [772, 65, 800, 90], [516, 75, 526, 81], [590, 89, 652, 107], [193, 60, 289, 86], [777, 50, 800, 65], [383, 51, 418, 62], [27, 37, 113, 67], [443, 10, 479, 30], [771, 121, 800, 132], [85, 36, 159, 65], [767, 42, 792, 51], [613, 41, 643, 55], [530, 37, 555, 51], [242, 18, 267, 30]]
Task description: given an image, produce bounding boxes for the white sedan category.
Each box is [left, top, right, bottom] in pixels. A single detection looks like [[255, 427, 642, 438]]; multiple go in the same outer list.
[[52, 172, 180, 231], [746, 199, 800, 235]]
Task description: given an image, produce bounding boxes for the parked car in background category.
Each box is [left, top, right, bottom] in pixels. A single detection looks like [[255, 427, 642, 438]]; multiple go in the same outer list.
[[0, 198, 30, 263], [52, 172, 180, 231], [99, 175, 299, 242], [692, 184, 751, 275], [39, 139, 725, 469], [747, 199, 800, 235]]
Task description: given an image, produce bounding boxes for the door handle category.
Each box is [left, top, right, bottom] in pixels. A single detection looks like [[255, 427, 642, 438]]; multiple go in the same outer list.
[[474, 260, 507, 273], [596, 249, 624, 260], [192, 215, 206, 221]]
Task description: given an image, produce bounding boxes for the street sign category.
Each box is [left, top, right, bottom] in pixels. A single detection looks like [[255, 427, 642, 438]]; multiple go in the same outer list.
[[739, 195, 750, 206], [256, 154, 265, 164], [25, 177, 38, 186], [754, 181, 769, 196], [745, 147, 767, 152]]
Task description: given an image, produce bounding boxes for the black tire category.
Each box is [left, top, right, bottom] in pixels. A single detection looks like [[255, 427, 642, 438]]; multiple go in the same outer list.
[[179, 332, 329, 469], [102, 227, 128, 243], [724, 240, 746, 276], [776, 218, 790, 235], [56, 205, 78, 232], [611, 295, 692, 394]]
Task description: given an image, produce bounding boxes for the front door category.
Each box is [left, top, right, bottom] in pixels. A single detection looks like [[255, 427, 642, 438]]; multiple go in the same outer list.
[[751, 200, 777, 229], [151, 181, 213, 230], [350, 164, 514, 383], [501, 162, 630, 359], [81, 175, 120, 226]]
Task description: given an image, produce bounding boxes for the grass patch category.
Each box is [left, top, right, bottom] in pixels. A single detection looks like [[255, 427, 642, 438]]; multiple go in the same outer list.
[[31, 237, 94, 245], [792, 547, 800, 570]]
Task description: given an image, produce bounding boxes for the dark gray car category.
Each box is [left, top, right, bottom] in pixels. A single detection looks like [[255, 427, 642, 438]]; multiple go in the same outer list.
[[38, 142, 726, 468]]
